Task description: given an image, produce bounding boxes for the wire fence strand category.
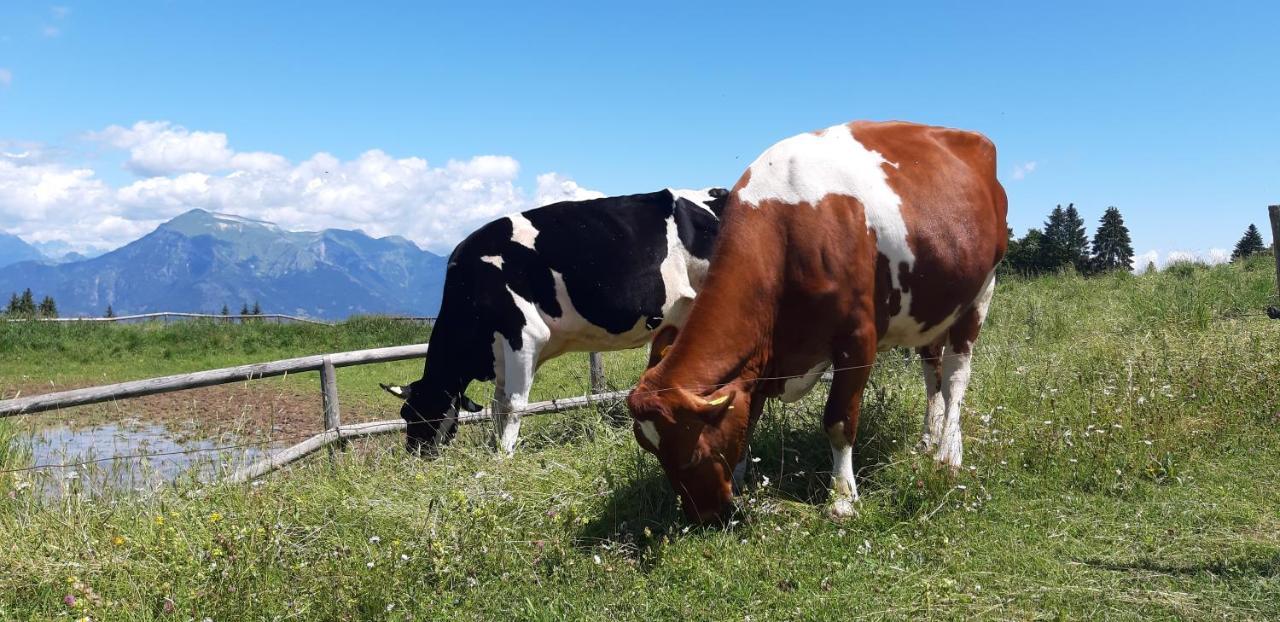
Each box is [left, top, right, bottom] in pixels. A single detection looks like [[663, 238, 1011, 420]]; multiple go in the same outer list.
[[2, 309, 1277, 478]]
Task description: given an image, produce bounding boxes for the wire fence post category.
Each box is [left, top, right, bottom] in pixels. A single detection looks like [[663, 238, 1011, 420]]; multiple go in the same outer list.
[[589, 352, 606, 394], [320, 355, 345, 455], [1268, 204, 1280, 301]]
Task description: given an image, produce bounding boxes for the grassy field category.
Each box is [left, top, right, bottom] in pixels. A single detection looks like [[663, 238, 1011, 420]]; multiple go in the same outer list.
[[2, 258, 1279, 620]]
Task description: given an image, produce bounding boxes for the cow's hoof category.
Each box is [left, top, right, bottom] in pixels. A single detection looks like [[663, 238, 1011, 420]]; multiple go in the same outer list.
[[828, 497, 858, 520]]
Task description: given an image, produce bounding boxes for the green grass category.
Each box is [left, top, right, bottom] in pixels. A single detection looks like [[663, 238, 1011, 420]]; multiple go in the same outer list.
[[2, 258, 1279, 620]]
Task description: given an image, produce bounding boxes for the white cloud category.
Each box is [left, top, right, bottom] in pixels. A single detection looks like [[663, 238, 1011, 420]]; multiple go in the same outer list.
[[0, 68, 11, 87], [42, 25, 60, 38], [1, 121, 602, 254], [52, 6, 71, 19], [535, 172, 606, 206], [90, 121, 287, 177], [1133, 248, 1232, 273], [1011, 161, 1038, 180]]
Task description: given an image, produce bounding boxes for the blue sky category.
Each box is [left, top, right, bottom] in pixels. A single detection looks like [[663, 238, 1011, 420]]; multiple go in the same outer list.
[[0, 1, 1277, 262]]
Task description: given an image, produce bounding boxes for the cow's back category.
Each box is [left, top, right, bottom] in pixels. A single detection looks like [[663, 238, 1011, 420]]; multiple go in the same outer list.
[[434, 190, 723, 364], [702, 121, 1007, 383]]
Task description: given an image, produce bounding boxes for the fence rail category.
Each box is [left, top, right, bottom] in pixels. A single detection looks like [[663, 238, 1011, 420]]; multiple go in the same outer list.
[[0, 341, 620, 483], [0, 344, 430, 418]]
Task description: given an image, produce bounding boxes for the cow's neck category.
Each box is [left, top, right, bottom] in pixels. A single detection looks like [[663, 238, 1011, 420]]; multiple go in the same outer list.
[[657, 214, 782, 394]]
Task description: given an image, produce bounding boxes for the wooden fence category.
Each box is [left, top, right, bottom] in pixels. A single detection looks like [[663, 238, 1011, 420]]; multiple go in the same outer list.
[[0, 343, 618, 483]]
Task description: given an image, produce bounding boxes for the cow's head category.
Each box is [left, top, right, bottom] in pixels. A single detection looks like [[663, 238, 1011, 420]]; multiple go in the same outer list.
[[627, 383, 751, 523], [380, 381, 482, 455]]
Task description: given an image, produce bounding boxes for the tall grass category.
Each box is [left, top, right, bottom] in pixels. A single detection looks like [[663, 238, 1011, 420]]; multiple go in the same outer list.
[[1, 260, 1278, 620]]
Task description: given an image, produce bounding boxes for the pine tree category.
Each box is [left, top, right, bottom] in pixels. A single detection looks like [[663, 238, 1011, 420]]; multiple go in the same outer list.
[[1089, 206, 1134, 273], [6, 292, 19, 315], [19, 288, 35, 315], [1231, 224, 1266, 260], [1040, 204, 1089, 272], [105, 304, 115, 318], [252, 301, 262, 315], [221, 304, 229, 316], [37, 296, 57, 318], [240, 303, 250, 316]]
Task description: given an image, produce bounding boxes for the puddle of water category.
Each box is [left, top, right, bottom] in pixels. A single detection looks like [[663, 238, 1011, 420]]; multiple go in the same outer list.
[[16, 420, 268, 498]]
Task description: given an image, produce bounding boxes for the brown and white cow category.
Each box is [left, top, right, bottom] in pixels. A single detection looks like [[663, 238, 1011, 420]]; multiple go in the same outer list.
[[627, 120, 1008, 523]]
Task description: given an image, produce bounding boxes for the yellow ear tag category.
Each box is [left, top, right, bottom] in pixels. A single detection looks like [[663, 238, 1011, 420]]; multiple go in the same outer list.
[[660, 345, 672, 357], [707, 395, 729, 406]]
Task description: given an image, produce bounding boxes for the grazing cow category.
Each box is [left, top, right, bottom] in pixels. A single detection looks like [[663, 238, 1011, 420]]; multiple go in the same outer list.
[[627, 121, 1008, 523], [383, 188, 728, 455]]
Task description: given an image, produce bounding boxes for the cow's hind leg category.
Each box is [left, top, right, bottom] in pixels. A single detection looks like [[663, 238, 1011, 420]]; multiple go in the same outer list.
[[934, 272, 996, 469], [824, 326, 878, 518], [917, 342, 946, 452]]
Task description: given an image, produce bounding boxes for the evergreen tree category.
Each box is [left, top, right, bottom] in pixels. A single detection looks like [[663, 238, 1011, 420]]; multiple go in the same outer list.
[[6, 292, 19, 315], [1089, 206, 1134, 273], [37, 296, 57, 318], [252, 301, 262, 315], [105, 304, 115, 318], [19, 288, 35, 315], [240, 303, 250, 316], [1041, 203, 1089, 272], [1231, 224, 1266, 260], [221, 304, 229, 316]]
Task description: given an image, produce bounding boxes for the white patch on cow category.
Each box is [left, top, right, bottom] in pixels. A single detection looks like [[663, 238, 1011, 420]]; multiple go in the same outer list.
[[385, 385, 406, 398], [637, 420, 661, 450], [480, 255, 504, 269], [881, 299, 960, 350], [667, 187, 720, 215], [659, 215, 700, 309], [737, 124, 914, 293], [780, 360, 831, 402], [508, 213, 539, 250], [491, 288, 550, 455]]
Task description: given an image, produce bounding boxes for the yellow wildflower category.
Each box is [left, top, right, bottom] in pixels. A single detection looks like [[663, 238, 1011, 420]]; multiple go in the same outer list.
[[208, 512, 222, 524], [113, 535, 125, 546], [154, 516, 164, 526]]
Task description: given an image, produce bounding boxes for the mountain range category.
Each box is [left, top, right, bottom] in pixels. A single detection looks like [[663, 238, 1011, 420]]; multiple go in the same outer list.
[[0, 210, 449, 319]]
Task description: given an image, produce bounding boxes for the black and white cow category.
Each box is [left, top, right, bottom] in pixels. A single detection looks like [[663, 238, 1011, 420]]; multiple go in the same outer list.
[[382, 188, 728, 455]]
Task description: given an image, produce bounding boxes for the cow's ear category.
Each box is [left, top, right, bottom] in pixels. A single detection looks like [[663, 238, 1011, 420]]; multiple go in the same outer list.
[[380, 383, 410, 400], [708, 188, 730, 199], [695, 389, 737, 426], [456, 395, 484, 413]]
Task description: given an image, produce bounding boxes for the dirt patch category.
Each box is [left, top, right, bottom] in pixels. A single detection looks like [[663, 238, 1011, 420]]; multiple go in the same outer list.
[[4, 380, 399, 443]]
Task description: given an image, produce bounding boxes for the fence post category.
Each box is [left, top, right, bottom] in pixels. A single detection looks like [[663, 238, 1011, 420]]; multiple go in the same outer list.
[[1268, 205, 1280, 301], [588, 352, 606, 394], [320, 355, 345, 455]]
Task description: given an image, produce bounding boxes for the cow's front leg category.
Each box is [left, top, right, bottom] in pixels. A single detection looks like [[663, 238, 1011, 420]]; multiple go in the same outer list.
[[731, 395, 767, 494], [494, 338, 539, 456], [824, 329, 877, 519]]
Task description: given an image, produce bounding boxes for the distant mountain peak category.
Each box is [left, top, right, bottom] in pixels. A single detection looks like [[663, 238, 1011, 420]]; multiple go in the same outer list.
[[161, 208, 283, 235], [0, 231, 45, 268], [0, 209, 448, 318]]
